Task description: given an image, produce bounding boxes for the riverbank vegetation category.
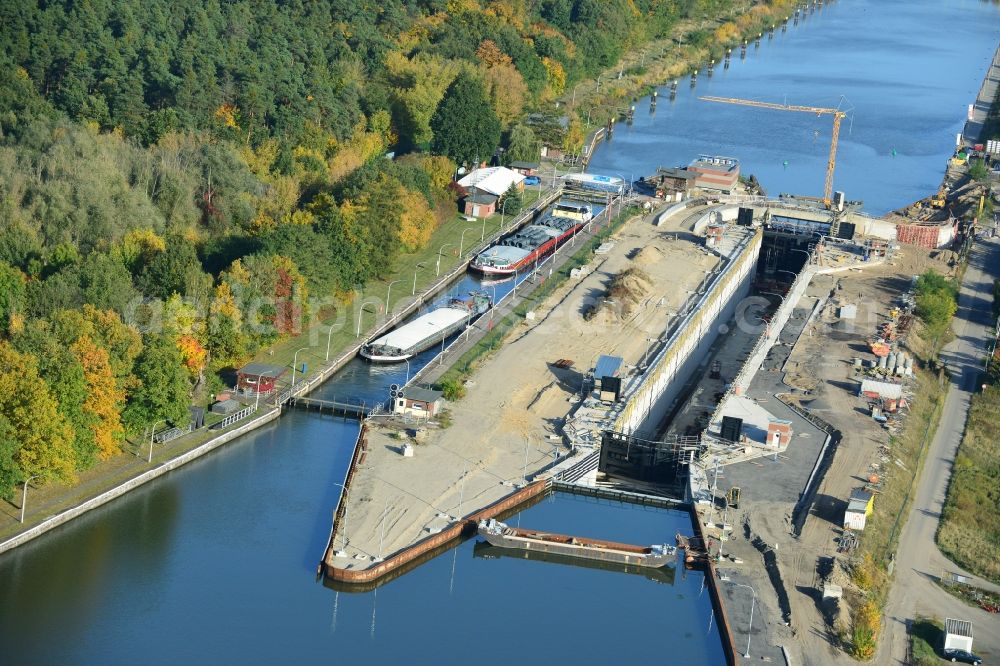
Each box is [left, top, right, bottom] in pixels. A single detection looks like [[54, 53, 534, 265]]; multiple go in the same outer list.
[[936, 280, 1000, 585], [0, 0, 801, 501]]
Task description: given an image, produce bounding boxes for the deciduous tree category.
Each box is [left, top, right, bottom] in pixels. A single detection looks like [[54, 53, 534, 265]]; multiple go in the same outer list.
[[506, 123, 539, 163], [0, 342, 76, 499], [123, 334, 191, 435], [72, 337, 126, 461]]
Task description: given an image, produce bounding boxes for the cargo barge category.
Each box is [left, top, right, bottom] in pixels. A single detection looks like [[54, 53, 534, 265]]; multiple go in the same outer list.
[[469, 202, 592, 276], [360, 291, 491, 363], [477, 519, 677, 568], [472, 541, 677, 584]]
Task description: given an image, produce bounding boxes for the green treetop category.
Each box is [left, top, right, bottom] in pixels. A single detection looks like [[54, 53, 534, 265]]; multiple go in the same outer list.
[[430, 72, 501, 166]]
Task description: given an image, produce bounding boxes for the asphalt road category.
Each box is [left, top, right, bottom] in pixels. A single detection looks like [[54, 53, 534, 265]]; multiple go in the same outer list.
[[880, 236, 1000, 665]]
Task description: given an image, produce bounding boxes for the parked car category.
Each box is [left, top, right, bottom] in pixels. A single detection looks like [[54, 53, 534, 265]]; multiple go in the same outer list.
[[523, 175, 540, 186], [943, 648, 983, 665]]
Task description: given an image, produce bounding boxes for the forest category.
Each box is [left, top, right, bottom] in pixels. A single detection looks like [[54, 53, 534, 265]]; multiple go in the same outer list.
[[0, 0, 759, 499]]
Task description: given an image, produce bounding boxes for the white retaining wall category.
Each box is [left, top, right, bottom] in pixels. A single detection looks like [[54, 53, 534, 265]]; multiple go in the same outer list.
[[614, 228, 762, 434]]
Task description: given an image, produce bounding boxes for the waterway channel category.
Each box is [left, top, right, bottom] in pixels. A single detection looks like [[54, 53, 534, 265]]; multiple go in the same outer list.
[[2, 1, 998, 663]]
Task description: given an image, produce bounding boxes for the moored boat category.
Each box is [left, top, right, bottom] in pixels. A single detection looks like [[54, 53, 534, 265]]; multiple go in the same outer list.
[[360, 292, 491, 363], [470, 201, 592, 275], [477, 519, 676, 568]]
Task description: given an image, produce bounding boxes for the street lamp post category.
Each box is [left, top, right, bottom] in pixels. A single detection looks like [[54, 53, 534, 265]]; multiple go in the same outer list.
[[436, 243, 454, 277], [459, 226, 478, 259], [404, 358, 411, 386], [412, 262, 426, 296], [356, 303, 377, 337], [325, 323, 336, 362], [641, 337, 656, 368], [385, 279, 404, 316], [774, 269, 798, 282], [148, 419, 164, 463], [291, 346, 309, 387], [499, 197, 512, 232], [522, 438, 530, 485], [730, 581, 757, 658], [789, 247, 812, 266], [19, 474, 39, 523]]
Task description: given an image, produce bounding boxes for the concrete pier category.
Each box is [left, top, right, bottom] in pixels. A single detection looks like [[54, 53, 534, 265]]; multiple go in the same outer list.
[[321, 200, 758, 584]]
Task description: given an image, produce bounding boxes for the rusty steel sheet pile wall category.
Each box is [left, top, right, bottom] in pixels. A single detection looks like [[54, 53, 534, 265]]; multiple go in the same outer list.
[[614, 228, 762, 434], [323, 479, 550, 585], [691, 505, 740, 666]]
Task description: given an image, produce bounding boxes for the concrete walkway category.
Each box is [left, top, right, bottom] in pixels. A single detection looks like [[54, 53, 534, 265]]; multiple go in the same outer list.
[[963, 44, 1000, 144], [879, 237, 1000, 665]]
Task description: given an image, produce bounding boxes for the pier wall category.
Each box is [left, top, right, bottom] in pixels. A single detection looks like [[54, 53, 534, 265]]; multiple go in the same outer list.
[[614, 228, 762, 435], [323, 479, 549, 585], [691, 503, 740, 666]]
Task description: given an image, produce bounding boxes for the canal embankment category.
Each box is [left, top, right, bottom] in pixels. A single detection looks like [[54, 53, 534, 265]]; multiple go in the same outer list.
[[962, 42, 1000, 145], [0, 407, 281, 555], [0, 189, 563, 552]]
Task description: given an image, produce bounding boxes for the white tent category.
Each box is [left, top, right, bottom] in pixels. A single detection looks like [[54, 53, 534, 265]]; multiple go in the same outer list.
[[458, 167, 525, 197]]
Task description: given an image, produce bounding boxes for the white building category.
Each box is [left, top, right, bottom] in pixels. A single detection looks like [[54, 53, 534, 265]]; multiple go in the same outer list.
[[392, 386, 444, 419], [458, 166, 525, 198]]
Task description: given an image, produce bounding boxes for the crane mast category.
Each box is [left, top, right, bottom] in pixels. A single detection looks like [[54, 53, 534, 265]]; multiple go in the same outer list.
[[700, 95, 848, 208]]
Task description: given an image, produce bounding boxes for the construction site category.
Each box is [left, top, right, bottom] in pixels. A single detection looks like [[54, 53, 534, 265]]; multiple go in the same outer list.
[[320, 69, 1000, 663]]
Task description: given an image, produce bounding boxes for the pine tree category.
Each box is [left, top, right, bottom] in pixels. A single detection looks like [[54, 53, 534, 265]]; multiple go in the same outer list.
[[430, 72, 501, 166]]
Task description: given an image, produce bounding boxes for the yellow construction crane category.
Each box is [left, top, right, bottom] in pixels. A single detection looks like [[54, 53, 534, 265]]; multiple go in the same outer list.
[[700, 95, 848, 208]]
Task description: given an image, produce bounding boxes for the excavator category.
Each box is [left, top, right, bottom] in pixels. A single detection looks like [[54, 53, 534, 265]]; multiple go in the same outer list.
[[929, 187, 947, 209]]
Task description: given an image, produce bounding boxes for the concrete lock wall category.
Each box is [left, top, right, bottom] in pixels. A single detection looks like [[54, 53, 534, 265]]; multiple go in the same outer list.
[[731, 264, 815, 395], [615, 229, 762, 434], [692, 205, 742, 235]]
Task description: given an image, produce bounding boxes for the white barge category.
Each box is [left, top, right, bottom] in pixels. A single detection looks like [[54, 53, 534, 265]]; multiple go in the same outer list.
[[360, 292, 491, 363]]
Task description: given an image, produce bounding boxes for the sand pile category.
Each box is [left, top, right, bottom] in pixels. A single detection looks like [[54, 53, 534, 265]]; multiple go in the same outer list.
[[607, 268, 652, 317], [633, 245, 663, 266]]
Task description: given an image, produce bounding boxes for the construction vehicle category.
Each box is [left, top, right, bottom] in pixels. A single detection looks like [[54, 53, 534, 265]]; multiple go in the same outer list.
[[930, 187, 947, 209], [726, 486, 741, 509], [700, 95, 849, 208]]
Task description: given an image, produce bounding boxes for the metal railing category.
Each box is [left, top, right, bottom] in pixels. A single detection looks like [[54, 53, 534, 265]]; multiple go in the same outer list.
[[154, 425, 192, 444], [213, 404, 258, 430], [407, 194, 627, 387]]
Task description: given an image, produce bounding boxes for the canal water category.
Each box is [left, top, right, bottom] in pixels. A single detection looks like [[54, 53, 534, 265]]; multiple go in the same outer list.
[[588, 0, 1000, 216], [2, 1, 998, 663]]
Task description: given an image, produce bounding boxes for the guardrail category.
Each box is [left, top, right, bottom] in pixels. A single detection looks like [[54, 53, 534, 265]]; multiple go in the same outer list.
[[406, 194, 626, 387], [212, 404, 258, 430]]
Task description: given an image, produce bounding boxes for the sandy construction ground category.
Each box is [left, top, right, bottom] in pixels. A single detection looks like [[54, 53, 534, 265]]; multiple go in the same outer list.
[[331, 206, 720, 567]]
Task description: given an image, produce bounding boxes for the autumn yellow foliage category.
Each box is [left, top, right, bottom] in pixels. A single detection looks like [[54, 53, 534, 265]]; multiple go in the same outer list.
[[543, 57, 566, 97], [72, 337, 126, 460], [0, 342, 76, 484], [117, 228, 166, 270], [715, 22, 740, 45], [397, 188, 437, 251], [176, 335, 208, 378], [327, 115, 391, 183]]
